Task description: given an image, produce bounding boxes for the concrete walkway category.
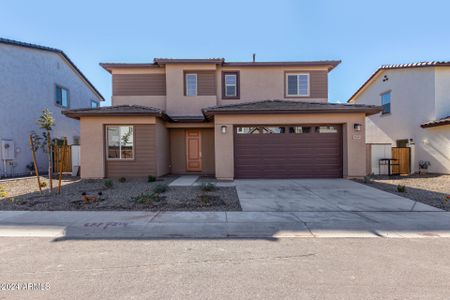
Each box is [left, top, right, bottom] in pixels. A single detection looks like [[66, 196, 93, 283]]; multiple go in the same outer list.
[[0, 210, 449, 239], [168, 175, 199, 186]]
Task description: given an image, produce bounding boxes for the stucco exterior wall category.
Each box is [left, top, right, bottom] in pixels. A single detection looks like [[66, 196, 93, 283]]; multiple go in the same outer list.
[[0, 44, 102, 177], [214, 113, 366, 180], [352, 67, 450, 173], [79, 116, 156, 178], [165, 64, 217, 116], [108, 64, 329, 116]]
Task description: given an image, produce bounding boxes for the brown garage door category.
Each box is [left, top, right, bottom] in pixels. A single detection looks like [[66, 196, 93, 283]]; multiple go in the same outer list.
[[234, 125, 343, 179]]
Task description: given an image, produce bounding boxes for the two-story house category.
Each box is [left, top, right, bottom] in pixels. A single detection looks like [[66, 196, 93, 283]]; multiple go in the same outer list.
[[348, 62, 450, 174], [63, 58, 380, 180], [0, 38, 104, 177]]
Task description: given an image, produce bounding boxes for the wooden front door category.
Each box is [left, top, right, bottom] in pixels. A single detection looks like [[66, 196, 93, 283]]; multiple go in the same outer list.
[[392, 147, 411, 174], [186, 129, 202, 172]]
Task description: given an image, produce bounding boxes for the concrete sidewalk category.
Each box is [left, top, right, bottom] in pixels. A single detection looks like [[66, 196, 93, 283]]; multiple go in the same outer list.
[[0, 210, 449, 239]]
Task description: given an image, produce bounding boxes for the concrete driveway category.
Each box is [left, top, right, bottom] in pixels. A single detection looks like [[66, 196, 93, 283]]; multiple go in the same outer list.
[[235, 179, 441, 212]]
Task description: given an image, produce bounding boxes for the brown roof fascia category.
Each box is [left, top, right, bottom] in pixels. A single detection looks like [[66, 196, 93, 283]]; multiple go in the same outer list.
[[223, 61, 341, 71], [420, 117, 450, 128], [99, 63, 160, 73]]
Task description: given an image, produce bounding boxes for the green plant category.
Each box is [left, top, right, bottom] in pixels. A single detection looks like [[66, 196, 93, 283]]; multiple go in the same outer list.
[[199, 194, 211, 204], [133, 192, 161, 204], [104, 179, 113, 188], [363, 176, 372, 184], [153, 184, 168, 194], [397, 185, 406, 193], [37, 109, 56, 190], [201, 182, 217, 192], [40, 181, 48, 188], [118, 177, 126, 183], [147, 175, 156, 182], [0, 185, 8, 198]]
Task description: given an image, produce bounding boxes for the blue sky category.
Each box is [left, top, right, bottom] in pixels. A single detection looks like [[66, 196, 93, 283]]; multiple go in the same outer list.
[[2, 0, 450, 105]]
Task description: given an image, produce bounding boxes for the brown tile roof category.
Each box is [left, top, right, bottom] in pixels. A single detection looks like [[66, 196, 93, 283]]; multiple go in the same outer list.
[[62, 105, 166, 119], [348, 61, 450, 103], [420, 116, 450, 128], [0, 37, 104, 100], [154, 58, 225, 64], [100, 59, 341, 72], [202, 100, 382, 117], [223, 60, 341, 71]]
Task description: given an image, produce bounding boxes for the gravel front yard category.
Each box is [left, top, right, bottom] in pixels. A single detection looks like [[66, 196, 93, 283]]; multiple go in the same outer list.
[[0, 176, 241, 211], [356, 174, 450, 211]]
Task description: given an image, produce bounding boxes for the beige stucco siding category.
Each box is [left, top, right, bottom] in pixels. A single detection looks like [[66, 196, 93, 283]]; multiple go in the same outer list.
[[79, 116, 157, 178], [169, 128, 215, 175], [214, 113, 366, 180]]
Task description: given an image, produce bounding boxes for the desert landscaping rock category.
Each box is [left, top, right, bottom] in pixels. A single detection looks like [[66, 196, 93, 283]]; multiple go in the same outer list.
[[0, 176, 241, 211], [356, 174, 450, 211]]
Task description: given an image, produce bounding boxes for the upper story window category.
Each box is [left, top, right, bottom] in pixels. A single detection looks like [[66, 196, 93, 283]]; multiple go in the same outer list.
[[381, 91, 391, 114], [56, 85, 69, 108], [106, 126, 134, 160], [286, 73, 309, 97], [223, 72, 239, 98], [91, 100, 99, 108], [185, 73, 198, 96]]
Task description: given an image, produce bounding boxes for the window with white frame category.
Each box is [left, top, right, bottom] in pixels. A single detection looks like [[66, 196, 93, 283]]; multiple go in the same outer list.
[[381, 91, 391, 114], [224, 73, 238, 97], [56, 85, 69, 107], [106, 126, 134, 160], [185, 73, 198, 96], [286, 73, 309, 96]]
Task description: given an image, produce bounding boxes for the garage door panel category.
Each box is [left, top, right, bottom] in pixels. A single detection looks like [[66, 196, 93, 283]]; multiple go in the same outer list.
[[234, 125, 343, 179]]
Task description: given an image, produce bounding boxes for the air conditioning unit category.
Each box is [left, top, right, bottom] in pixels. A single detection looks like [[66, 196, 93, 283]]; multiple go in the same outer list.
[[1, 140, 15, 160]]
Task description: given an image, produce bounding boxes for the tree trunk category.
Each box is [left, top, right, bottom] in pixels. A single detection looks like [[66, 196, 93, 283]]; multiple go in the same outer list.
[[47, 131, 53, 192]]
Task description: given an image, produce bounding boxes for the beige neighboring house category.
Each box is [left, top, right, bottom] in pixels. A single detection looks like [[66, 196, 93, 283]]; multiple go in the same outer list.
[[348, 62, 450, 174], [63, 58, 381, 180]]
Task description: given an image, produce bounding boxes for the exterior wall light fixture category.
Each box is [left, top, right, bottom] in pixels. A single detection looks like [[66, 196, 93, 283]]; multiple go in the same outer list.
[[353, 123, 362, 131], [221, 125, 227, 134]]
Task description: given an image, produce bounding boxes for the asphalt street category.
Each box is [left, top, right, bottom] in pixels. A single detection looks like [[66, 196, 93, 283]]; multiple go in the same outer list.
[[0, 237, 449, 299]]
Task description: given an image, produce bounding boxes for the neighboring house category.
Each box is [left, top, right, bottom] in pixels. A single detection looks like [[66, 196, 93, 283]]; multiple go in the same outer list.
[[63, 58, 380, 180], [0, 38, 104, 177], [348, 62, 450, 174]]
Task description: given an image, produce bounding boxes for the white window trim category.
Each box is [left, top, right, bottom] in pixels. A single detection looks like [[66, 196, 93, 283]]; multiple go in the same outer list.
[[55, 84, 70, 108], [286, 73, 310, 97], [185, 73, 198, 96], [380, 90, 391, 114], [105, 125, 135, 161], [224, 74, 237, 97]]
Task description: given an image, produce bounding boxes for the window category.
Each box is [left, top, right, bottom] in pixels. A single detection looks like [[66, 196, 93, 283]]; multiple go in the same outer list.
[[91, 100, 99, 108], [316, 126, 338, 133], [286, 73, 309, 97], [223, 72, 239, 98], [236, 127, 260, 134], [381, 91, 391, 114], [106, 126, 134, 160], [56, 86, 69, 108], [185, 73, 197, 96], [261, 127, 285, 134], [288, 126, 311, 134]]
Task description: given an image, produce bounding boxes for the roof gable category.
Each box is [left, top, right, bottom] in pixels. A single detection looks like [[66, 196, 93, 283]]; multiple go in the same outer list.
[[0, 37, 104, 100]]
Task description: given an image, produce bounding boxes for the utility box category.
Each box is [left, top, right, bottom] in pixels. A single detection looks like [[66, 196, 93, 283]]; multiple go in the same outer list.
[[1, 140, 15, 160]]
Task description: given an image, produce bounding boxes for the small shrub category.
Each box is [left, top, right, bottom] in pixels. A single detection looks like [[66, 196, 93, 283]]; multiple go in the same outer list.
[[363, 176, 372, 184], [40, 181, 47, 188], [397, 185, 406, 193], [0, 185, 7, 198], [153, 184, 168, 194], [201, 182, 217, 192], [118, 177, 126, 183], [134, 192, 161, 204], [199, 194, 211, 204], [147, 175, 156, 183], [104, 179, 113, 188]]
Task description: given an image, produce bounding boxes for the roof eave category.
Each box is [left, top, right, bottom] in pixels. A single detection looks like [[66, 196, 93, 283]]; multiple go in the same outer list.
[[203, 107, 382, 118]]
